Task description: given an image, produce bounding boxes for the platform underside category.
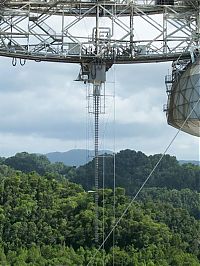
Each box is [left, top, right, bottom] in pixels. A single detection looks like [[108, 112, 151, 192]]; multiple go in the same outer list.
[[0, 0, 199, 65]]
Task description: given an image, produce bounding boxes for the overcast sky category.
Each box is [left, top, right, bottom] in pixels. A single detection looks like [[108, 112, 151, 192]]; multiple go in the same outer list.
[[0, 56, 199, 160]]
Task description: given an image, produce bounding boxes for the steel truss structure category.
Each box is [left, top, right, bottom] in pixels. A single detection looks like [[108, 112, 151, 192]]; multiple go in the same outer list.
[[0, 0, 199, 65]]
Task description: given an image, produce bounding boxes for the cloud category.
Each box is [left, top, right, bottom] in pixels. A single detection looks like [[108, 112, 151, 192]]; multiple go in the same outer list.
[[101, 125, 199, 161], [0, 57, 199, 161], [115, 90, 164, 124], [113, 62, 171, 96], [0, 58, 86, 138], [0, 133, 86, 157]]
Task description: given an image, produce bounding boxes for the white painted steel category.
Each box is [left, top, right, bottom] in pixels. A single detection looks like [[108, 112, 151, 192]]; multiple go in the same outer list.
[[0, 1, 199, 64]]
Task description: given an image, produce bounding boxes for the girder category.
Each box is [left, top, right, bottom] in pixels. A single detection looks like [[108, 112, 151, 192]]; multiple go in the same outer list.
[[0, 0, 199, 65]]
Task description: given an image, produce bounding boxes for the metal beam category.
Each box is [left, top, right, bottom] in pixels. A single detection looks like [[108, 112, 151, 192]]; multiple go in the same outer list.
[[0, 1, 199, 64]]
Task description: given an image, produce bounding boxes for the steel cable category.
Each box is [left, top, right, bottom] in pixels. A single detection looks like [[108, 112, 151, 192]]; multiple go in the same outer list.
[[87, 95, 200, 266]]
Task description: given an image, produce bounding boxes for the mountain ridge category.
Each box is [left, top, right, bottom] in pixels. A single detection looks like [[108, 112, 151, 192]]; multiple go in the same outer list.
[[45, 149, 113, 166], [45, 149, 199, 167], [179, 160, 199, 166]]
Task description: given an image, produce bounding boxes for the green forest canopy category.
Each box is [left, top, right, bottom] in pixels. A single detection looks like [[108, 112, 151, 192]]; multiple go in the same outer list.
[[1, 150, 200, 194], [0, 150, 199, 265]]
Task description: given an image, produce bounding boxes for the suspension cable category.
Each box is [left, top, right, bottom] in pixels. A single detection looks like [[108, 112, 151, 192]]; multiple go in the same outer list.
[[102, 150, 105, 266], [20, 58, 26, 66], [85, 83, 90, 189], [112, 65, 116, 266], [87, 96, 200, 266], [12, 57, 17, 66]]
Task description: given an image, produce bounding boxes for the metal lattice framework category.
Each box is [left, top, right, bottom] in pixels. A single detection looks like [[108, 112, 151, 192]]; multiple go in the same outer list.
[[0, 0, 199, 65]]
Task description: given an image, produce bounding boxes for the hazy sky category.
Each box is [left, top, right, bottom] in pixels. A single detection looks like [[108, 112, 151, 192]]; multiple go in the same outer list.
[[0, 56, 199, 160]]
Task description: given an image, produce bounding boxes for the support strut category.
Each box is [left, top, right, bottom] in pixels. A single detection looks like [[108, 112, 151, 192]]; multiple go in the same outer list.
[[77, 62, 106, 245], [94, 84, 100, 243]]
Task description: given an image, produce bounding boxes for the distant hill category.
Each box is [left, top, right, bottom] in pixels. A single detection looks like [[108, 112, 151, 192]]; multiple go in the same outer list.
[[1, 150, 199, 195], [46, 149, 113, 166], [75, 149, 200, 194], [179, 160, 199, 166]]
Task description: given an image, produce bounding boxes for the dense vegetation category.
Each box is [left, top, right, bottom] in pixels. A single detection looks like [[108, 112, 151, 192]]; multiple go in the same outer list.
[[0, 151, 199, 265], [1, 152, 76, 180], [2, 150, 200, 194], [76, 149, 200, 194]]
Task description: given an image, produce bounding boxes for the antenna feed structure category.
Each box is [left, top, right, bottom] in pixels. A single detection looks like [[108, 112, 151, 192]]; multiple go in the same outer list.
[[76, 61, 108, 244], [76, 62, 108, 85]]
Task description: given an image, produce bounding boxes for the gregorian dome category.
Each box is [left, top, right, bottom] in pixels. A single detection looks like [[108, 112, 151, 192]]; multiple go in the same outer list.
[[166, 56, 200, 137]]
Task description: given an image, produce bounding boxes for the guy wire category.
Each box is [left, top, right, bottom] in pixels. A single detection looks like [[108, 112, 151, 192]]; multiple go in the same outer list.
[[112, 65, 116, 266], [87, 96, 200, 266]]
